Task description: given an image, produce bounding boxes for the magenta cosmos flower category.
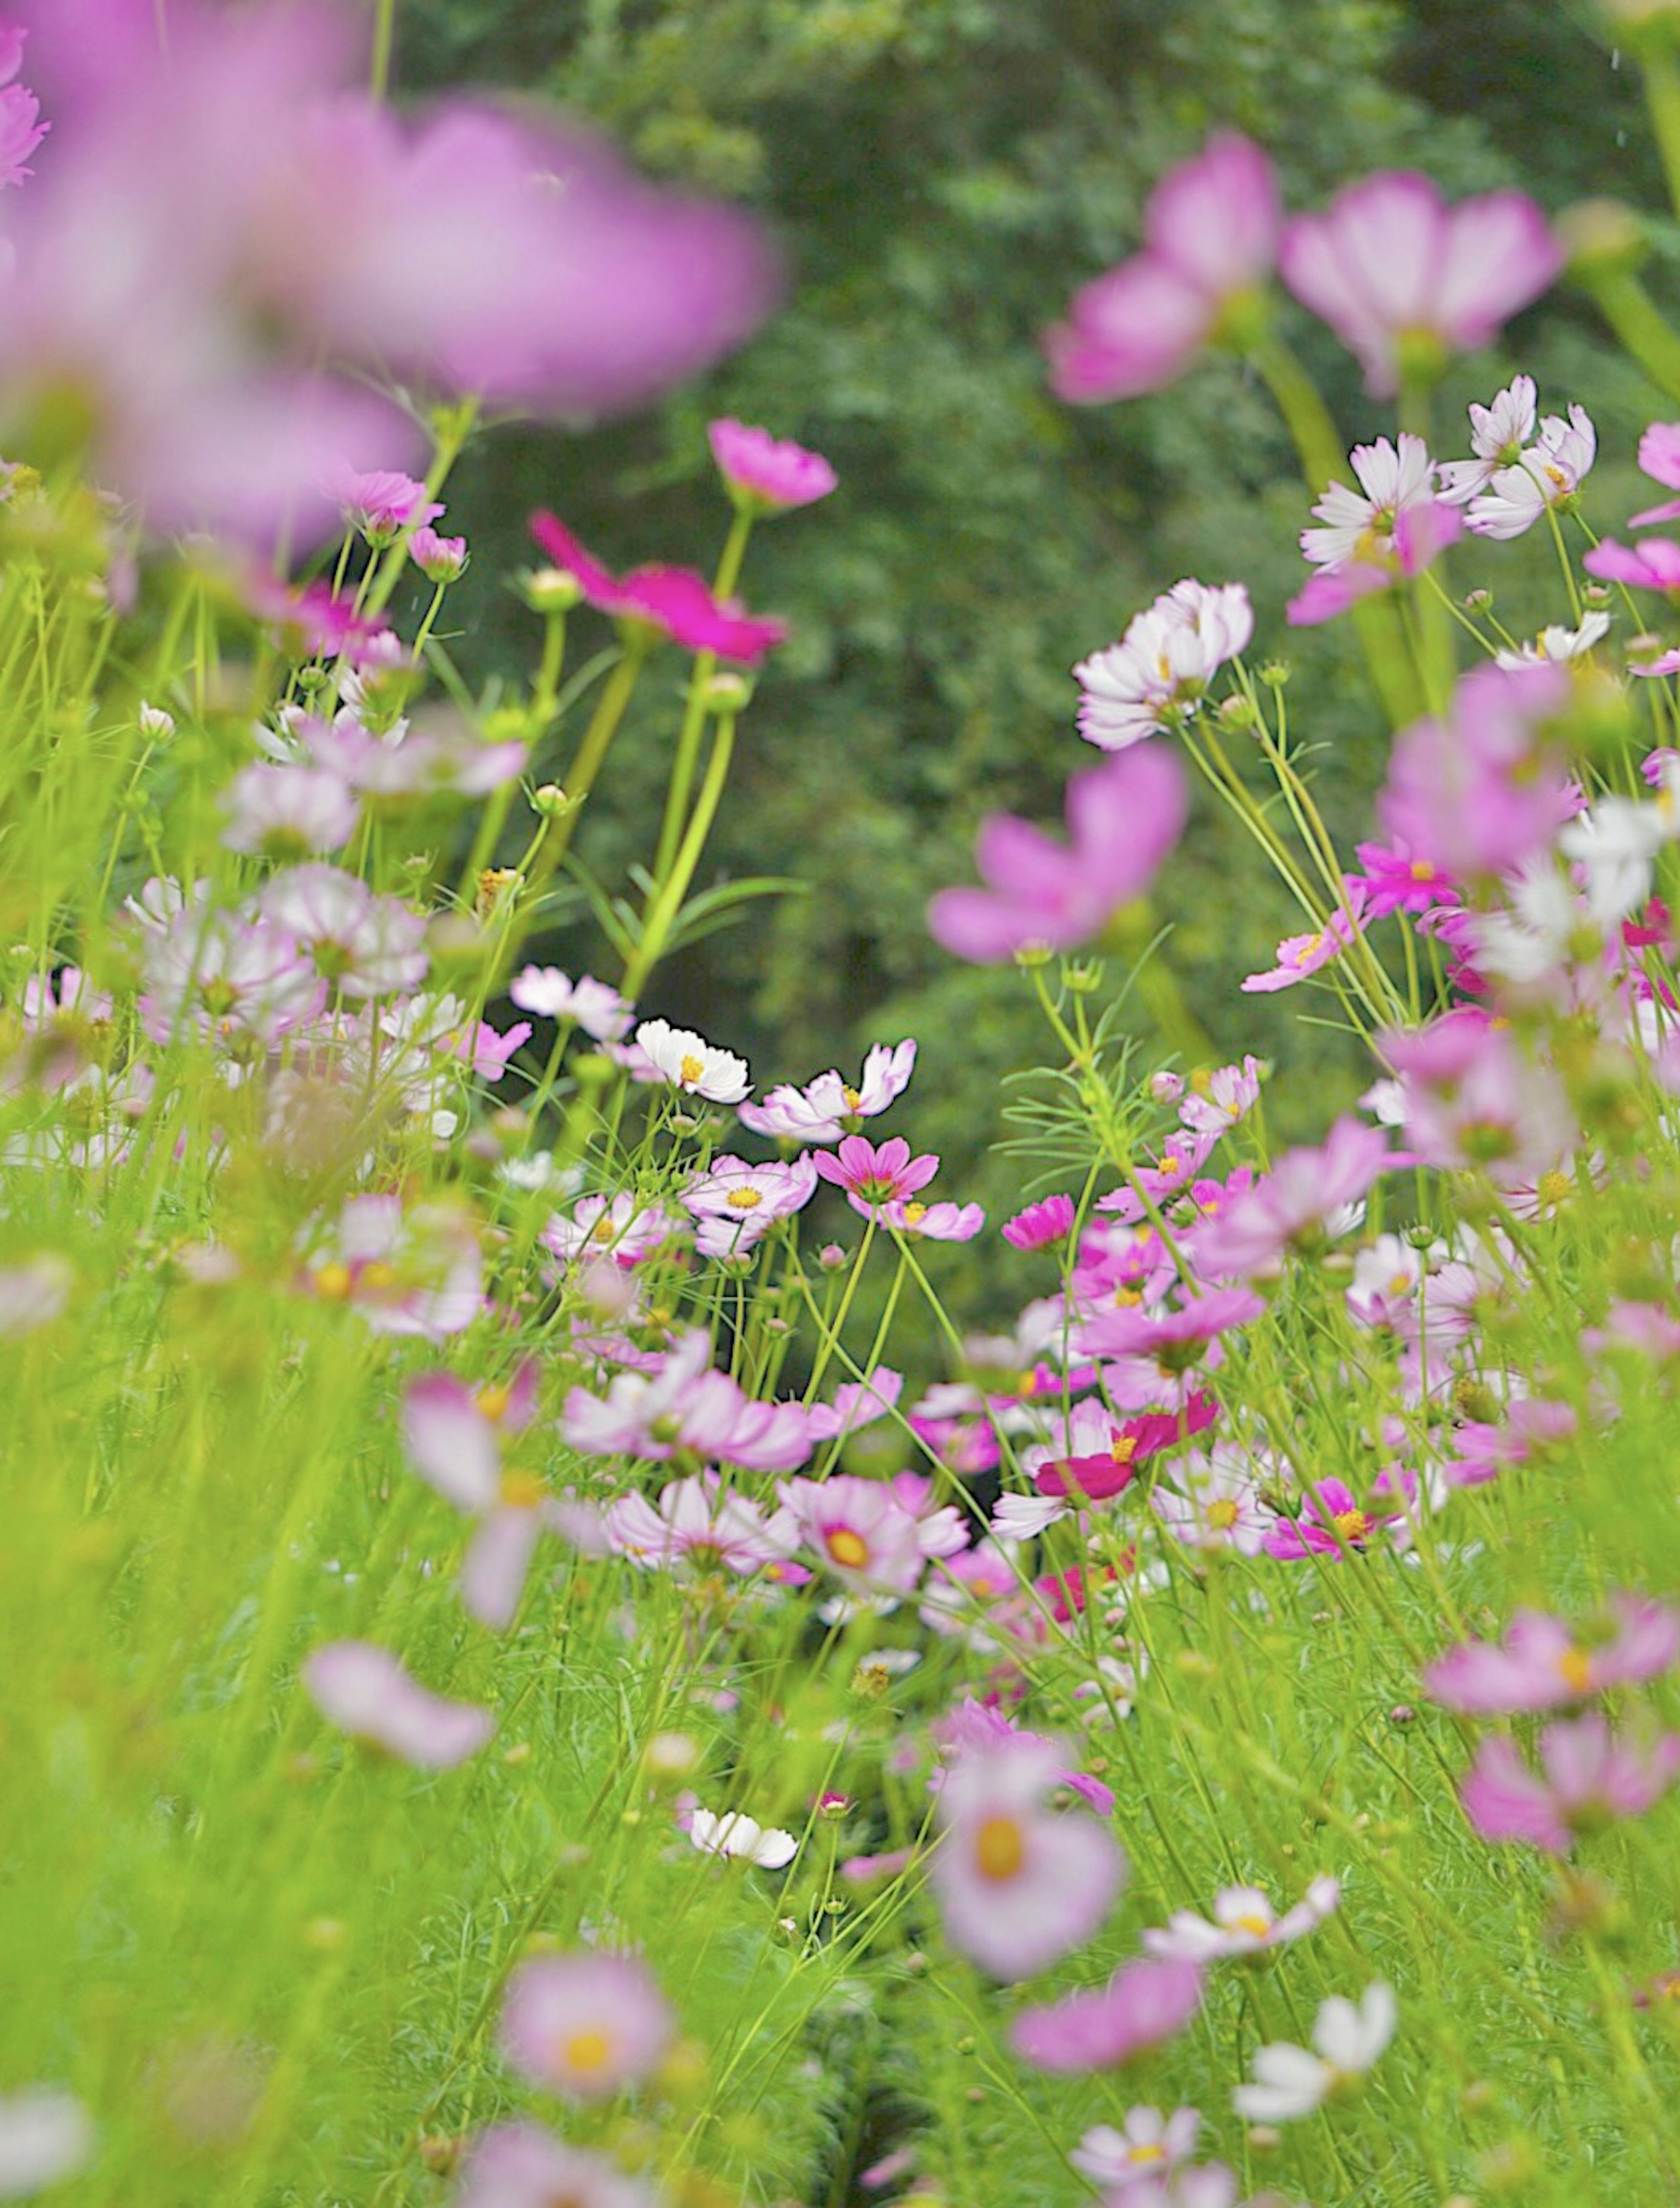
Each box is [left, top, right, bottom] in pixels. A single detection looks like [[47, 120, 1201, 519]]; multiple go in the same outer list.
[[1424, 1596, 1680, 1715], [1280, 170, 1559, 397], [454, 2124, 654, 2208], [301, 1642, 494, 1769], [1002, 1193, 1077, 1251], [813, 1134, 939, 1218], [1264, 1473, 1413, 1560], [0, 23, 46, 191], [708, 418, 837, 513], [1460, 1715, 1680, 1855], [773, 1471, 967, 1594], [499, 1951, 672, 2102], [1009, 1957, 1204, 2074], [529, 514, 787, 663], [1077, 1288, 1265, 1410], [1045, 133, 1280, 402], [1584, 536, 1680, 599], [931, 1730, 1124, 1979], [928, 746, 1188, 965]]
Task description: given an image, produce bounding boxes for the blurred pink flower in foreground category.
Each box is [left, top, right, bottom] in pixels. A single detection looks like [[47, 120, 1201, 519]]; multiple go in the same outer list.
[[1425, 1596, 1680, 1714], [1377, 662, 1574, 881], [455, 2124, 654, 2208], [1045, 133, 1280, 402], [499, 1951, 672, 2100], [0, 21, 46, 189], [1010, 1957, 1203, 2073], [1280, 170, 1558, 396], [928, 746, 1187, 965], [302, 1642, 494, 1768], [1, 0, 775, 538], [1461, 1715, 1680, 1854]]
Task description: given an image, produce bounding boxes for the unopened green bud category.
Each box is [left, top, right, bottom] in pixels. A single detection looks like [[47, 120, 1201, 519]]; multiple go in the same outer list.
[[520, 565, 583, 615], [703, 670, 752, 713]]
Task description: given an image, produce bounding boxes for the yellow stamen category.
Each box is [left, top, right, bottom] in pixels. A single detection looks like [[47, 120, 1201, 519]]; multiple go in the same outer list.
[[314, 1260, 352, 1301], [842, 1086, 862, 1111], [726, 1188, 764, 1211], [360, 1261, 399, 1293], [974, 1815, 1025, 1881], [1127, 2144, 1166, 2165], [562, 2029, 612, 2074], [1333, 1508, 1372, 1543], [1536, 1169, 1572, 1210], [1408, 858, 1437, 882], [1110, 1436, 1138, 1466], [476, 1384, 511, 1423], [1232, 1911, 1273, 1938], [1558, 1646, 1593, 1695], [826, 1528, 870, 1570], [899, 1201, 928, 1227], [1207, 1498, 1239, 1531], [500, 1468, 545, 1509], [678, 1053, 705, 1086]]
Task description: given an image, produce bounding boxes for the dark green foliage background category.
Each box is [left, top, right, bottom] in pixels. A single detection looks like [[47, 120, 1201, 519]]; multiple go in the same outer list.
[[395, 0, 1655, 1221]]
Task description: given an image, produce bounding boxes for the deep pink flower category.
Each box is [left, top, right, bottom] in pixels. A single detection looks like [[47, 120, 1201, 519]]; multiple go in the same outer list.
[[1002, 1194, 1077, 1251], [1241, 887, 1368, 993], [931, 1731, 1124, 1978], [528, 514, 787, 663], [708, 418, 836, 512], [1263, 1473, 1413, 1560], [1045, 133, 1279, 402], [1009, 1958, 1204, 2074], [928, 746, 1188, 965], [499, 1951, 672, 2101], [1194, 1117, 1389, 1278], [1424, 1597, 1680, 1715], [1078, 1288, 1265, 1409], [813, 1134, 940, 1218], [1280, 171, 1559, 397], [1460, 1716, 1680, 1855], [1350, 837, 1459, 918], [302, 1642, 493, 1768], [333, 468, 443, 543]]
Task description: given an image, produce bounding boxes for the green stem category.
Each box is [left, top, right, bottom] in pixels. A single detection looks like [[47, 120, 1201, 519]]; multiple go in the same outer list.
[[652, 508, 754, 879], [624, 710, 736, 996], [370, 0, 397, 101]]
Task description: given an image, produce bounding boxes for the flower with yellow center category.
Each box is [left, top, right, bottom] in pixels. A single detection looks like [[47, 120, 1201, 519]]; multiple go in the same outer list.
[[1333, 1508, 1372, 1544], [974, 1815, 1026, 1881], [826, 1527, 871, 1571]]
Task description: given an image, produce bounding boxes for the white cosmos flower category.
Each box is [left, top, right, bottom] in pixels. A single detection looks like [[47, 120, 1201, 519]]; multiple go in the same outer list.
[[1559, 763, 1680, 928], [1492, 611, 1611, 668], [1467, 404, 1596, 540], [1074, 579, 1253, 751], [1300, 434, 1437, 571], [1232, 1981, 1397, 2123], [1071, 2105, 1200, 2187], [633, 1019, 751, 1104], [0, 2089, 96, 2195], [1437, 376, 1538, 502], [687, 1807, 798, 1868], [1144, 1875, 1340, 1962]]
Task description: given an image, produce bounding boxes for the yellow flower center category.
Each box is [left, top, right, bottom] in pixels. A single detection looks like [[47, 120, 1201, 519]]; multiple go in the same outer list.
[[360, 1261, 399, 1293], [826, 1528, 871, 1570], [1292, 933, 1326, 965], [562, 2029, 612, 2074], [843, 1086, 863, 1111], [500, 1468, 546, 1510], [1232, 1911, 1273, 1938], [726, 1187, 764, 1210], [1558, 1646, 1593, 1695], [679, 1053, 706, 1086], [314, 1260, 352, 1301], [1189, 1068, 1214, 1097], [1158, 1155, 1184, 1178], [1128, 2143, 1166, 2164], [1207, 1498, 1239, 1530], [1536, 1169, 1572, 1209], [1333, 1508, 1372, 1543], [476, 1384, 511, 1423], [974, 1815, 1026, 1881], [899, 1201, 928, 1227], [1110, 1435, 1138, 1466], [1409, 858, 1437, 882], [1113, 1284, 1142, 1307]]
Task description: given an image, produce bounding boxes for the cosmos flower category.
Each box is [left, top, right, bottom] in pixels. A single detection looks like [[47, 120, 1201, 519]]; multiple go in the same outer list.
[[707, 418, 836, 513], [738, 1040, 917, 1143], [1424, 1597, 1680, 1714], [1010, 1958, 1204, 2075], [687, 1808, 798, 1868], [1232, 1983, 1397, 2121], [633, 1018, 751, 1104], [1143, 1876, 1340, 1963], [453, 2124, 655, 2208], [1074, 581, 1253, 751], [301, 1642, 494, 1769], [1460, 1717, 1680, 1854], [499, 1952, 673, 2102]]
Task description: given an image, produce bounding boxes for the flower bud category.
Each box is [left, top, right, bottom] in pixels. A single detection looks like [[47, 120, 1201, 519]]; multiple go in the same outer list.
[[530, 782, 569, 818], [818, 1242, 848, 1270], [138, 700, 176, 740], [703, 670, 753, 713], [520, 565, 584, 615]]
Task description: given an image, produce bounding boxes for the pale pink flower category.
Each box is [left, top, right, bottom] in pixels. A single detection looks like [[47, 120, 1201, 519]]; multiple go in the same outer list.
[[879, 1196, 985, 1241], [1074, 580, 1253, 751], [499, 1951, 672, 2101], [682, 1152, 818, 1256], [928, 746, 1188, 964], [1377, 662, 1575, 881], [774, 1471, 966, 1593], [221, 761, 357, 858], [543, 1192, 676, 1268], [807, 1366, 904, 1442], [509, 967, 632, 1041], [302, 1642, 494, 1768], [1010, 1958, 1203, 2074], [0, 1252, 71, 1335], [1078, 1288, 1264, 1409], [1176, 1056, 1263, 1136], [0, 54, 45, 193], [1195, 1117, 1390, 1278], [1280, 170, 1559, 397], [1153, 1448, 1271, 1556], [139, 906, 319, 1046], [1437, 376, 1539, 502], [1143, 1876, 1339, 1963], [1424, 1596, 1680, 1714], [1461, 1716, 1680, 1854], [1629, 419, 1680, 527], [1072, 2108, 1201, 2191], [605, 1473, 793, 1576], [1241, 889, 1368, 994], [1382, 1012, 1573, 1182], [1046, 133, 1280, 402], [931, 1731, 1124, 1978], [708, 417, 836, 512], [454, 2124, 654, 2208], [260, 865, 427, 998], [563, 1330, 812, 1472], [738, 1039, 916, 1142]]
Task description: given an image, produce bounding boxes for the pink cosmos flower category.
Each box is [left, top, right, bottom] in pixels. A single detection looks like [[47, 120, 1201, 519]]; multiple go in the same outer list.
[[1078, 1288, 1265, 1409], [1263, 1473, 1414, 1560], [707, 418, 837, 512], [1460, 1716, 1680, 1854], [1583, 535, 1680, 599], [1280, 170, 1560, 397], [1074, 580, 1253, 751], [499, 1951, 672, 2101], [738, 1039, 917, 1143], [1424, 1596, 1680, 1715], [1299, 434, 1440, 571], [1382, 1013, 1573, 1181], [805, 1367, 903, 1447], [1350, 837, 1458, 918], [409, 525, 468, 583], [528, 514, 787, 663], [813, 1134, 939, 1218], [563, 1330, 812, 1472], [1629, 420, 1680, 527], [1143, 1876, 1340, 1963], [930, 1731, 1124, 1979], [1241, 888, 1368, 993], [931, 1697, 1115, 1817], [605, 1473, 793, 1576], [1195, 1117, 1389, 1278], [302, 1642, 494, 1769], [879, 1196, 985, 1241], [1002, 1194, 1077, 1251], [1176, 1056, 1264, 1137], [1027, 1397, 1215, 1507], [221, 761, 358, 859], [298, 704, 527, 798], [301, 1194, 485, 1338], [1377, 662, 1574, 882], [509, 967, 632, 1041], [928, 745, 1188, 965], [1072, 2108, 1201, 2192], [0, 24, 45, 191], [260, 865, 428, 998], [774, 1471, 966, 1593], [1009, 1957, 1204, 2074], [543, 1192, 676, 1268], [139, 904, 319, 1047], [333, 468, 443, 545], [1045, 133, 1280, 402], [682, 1152, 819, 1257], [454, 2124, 655, 2208]]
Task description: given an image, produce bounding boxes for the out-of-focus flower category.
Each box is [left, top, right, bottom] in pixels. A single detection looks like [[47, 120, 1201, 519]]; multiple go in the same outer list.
[[528, 515, 787, 663], [708, 418, 836, 513], [0, 2088, 93, 2198], [1460, 1716, 1680, 1854], [928, 746, 1187, 965], [606, 1473, 793, 1576], [1143, 1877, 1340, 1963], [1232, 1983, 1396, 2121], [499, 1952, 672, 2101], [1491, 612, 1612, 670], [0, 1252, 72, 1334], [302, 1641, 494, 1768], [260, 864, 427, 998], [1078, 1288, 1264, 1410], [1280, 171, 1558, 396], [333, 468, 442, 545], [453, 2123, 654, 2208], [1584, 535, 1680, 598], [0, 25, 46, 192], [1072, 2107, 1201, 2192], [632, 1018, 750, 1104], [1377, 663, 1573, 882], [1045, 133, 1280, 402], [221, 761, 358, 860], [1074, 581, 1253, 751], [930, 1730, 1124, 1979], [1424, 1596, 1680, 1714], [1009, 1958, 1203, 2074], [564, 1330, 812, 1472], [1629, 419, 1680, 527], [738, 1039, 916, 1143], [509, 968, 632, 1042], [1195, 1118, 1389, 1278], [1382, 1013, 1573, 1182], [687, 1808, 798, 1868], [543, 1192, 676, 1269]]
